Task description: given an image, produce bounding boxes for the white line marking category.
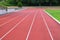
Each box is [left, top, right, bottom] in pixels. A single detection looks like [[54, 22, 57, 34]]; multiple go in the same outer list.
[[44, 10, 60, 24], [0, 13, 30, 40], [26, 11, 37, 40], [0, 15, 20, 27], [41, 13, 54, 40]]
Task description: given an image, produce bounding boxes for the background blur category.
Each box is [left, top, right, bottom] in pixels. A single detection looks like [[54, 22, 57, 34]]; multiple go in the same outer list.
[[0, 0, 60, 7]]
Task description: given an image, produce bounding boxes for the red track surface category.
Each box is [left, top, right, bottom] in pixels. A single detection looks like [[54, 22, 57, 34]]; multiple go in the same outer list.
[[0, 8, 60, 40]]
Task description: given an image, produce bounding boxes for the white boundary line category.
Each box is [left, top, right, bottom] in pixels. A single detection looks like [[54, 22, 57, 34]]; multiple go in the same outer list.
[[41, 13, 54, 40], [44, 10, 60, 24], [0, 12, 30, 40], [26, 11, 37, 40]]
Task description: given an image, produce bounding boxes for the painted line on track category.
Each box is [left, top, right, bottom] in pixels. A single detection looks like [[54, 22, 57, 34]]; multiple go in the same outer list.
[[44, 10, 60, 24], [0, 12, 31, 40], [41, 12, 54, 40], [26, 11, 37, 40]]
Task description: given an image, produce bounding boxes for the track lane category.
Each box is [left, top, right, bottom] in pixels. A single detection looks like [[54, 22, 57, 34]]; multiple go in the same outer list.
[[42, 10, 60, 40], [26, 9, 37, 40], [0, 9, 33, 38], [27, 9, 51, 40], [0, 9, 31, 24], [1, 9, 35, 40], [0, 15, 25, 37]]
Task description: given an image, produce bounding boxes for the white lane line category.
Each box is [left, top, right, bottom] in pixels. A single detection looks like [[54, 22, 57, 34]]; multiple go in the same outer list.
[[26, 11, 37, 40], [0, 15, 20, 27], [41, 13, 54, 40], [0, 12, 31, 40]]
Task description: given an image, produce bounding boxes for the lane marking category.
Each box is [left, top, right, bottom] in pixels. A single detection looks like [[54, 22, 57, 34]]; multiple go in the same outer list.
[[26, 11, 37, 40], [0, 12, 31, 40], [41, 12, 54, 40]]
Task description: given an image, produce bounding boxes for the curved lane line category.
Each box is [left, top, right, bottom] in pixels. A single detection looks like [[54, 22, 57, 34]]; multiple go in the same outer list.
[[26, 10, 37, 40], [41, 12, 54, 40], [0, 12, 31, 40]]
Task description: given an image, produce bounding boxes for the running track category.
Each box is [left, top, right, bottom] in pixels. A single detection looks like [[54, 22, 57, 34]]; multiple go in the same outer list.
[[0, 8, 60, 40]]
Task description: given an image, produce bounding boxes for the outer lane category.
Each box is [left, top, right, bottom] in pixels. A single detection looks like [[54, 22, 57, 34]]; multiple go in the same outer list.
[[42, 10, 60, 40]]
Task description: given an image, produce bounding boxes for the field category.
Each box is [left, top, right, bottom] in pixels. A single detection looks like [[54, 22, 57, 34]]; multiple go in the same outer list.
[[46, 9, 60, 22]]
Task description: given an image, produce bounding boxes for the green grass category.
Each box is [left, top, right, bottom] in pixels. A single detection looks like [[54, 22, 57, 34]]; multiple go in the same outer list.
[[46, 10, 60, 22]]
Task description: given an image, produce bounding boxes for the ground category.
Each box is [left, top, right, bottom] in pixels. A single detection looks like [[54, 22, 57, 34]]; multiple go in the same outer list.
[[0, 7, 60, 40]]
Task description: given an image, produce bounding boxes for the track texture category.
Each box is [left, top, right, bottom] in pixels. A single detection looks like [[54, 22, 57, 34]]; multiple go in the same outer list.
[[0, 8, 60, 40]]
